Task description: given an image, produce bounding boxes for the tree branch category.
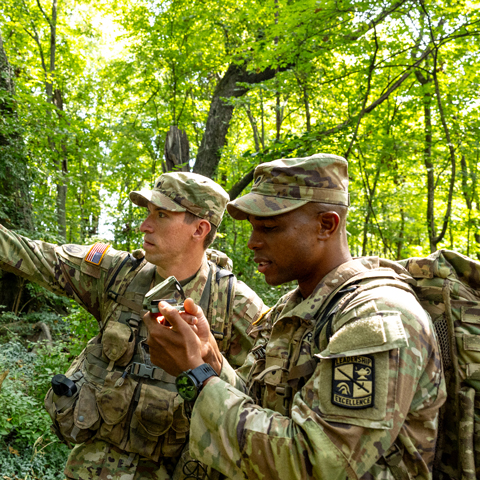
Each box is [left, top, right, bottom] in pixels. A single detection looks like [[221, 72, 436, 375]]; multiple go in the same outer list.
[[229, 168, 255, 200], [35, 0, 53, 28], [344, 25, 379, 159], [315, 45, 432, 141]]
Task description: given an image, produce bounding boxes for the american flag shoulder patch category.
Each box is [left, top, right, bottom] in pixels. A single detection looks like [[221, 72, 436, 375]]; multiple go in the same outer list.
[[85, 243, 110, 266]]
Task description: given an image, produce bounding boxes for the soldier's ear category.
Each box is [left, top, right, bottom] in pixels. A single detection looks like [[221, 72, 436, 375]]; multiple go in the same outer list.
[[192, 219, 211, 243], [317, 211, 340, 240]]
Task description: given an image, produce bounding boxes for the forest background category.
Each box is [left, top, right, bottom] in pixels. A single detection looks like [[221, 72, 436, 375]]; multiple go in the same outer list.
[[0, 0, 479, 478]]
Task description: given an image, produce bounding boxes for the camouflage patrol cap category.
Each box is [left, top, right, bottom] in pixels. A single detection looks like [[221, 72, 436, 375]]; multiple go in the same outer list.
[[129, 172, 229, 227], [227, 153, 349, 220]]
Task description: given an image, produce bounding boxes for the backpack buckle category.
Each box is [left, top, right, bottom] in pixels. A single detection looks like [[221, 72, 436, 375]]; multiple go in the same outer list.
[[251, 345, 266, 360], [275, 383, 292, 398]]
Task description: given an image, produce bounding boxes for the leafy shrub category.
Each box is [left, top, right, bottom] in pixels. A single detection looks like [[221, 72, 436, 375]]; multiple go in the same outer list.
[[0, 341, 70, 479], [62, 304, 98, 357], [0, 439, 69, 480]]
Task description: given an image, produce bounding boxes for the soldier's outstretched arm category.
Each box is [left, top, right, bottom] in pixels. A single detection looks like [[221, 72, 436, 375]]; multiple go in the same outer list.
[[0, 224, 114, 320]]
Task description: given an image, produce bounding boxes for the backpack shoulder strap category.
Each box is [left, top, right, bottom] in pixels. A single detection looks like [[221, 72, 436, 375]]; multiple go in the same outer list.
[[313, 269, 414, 351], [103, 256, 155, 329]]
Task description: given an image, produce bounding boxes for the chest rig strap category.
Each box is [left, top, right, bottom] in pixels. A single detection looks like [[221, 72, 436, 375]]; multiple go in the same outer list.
[[206, 264, 236, 353]]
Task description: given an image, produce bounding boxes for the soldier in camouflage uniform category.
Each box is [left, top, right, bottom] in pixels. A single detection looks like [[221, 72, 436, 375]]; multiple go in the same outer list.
[[0, 172, 266, 480], [145, 154, 447, 479]]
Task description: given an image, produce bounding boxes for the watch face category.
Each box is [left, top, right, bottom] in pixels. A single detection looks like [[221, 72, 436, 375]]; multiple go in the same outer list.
[[176, 373, 198, 402]]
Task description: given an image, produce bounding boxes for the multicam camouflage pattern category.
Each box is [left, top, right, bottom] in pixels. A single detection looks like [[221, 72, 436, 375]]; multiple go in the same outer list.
[[227, 153, 349, 220], [130, 172, 230, 227], [0, 224, 266, 480], [65, 440, 177, 480], [188, 257, 446, 479], [397, 249, 480, 480]]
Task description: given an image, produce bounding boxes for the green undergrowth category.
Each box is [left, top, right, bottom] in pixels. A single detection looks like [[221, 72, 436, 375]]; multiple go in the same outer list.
[[0, 303, 97, 479]]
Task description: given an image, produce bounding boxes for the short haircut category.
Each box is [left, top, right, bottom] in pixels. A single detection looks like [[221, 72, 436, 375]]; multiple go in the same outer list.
[[183, 211, 217, 249]]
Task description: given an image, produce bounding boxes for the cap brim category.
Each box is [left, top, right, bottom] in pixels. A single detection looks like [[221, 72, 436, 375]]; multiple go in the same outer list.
[[129, 190, 186, 212], [227, 193, 309, 220]]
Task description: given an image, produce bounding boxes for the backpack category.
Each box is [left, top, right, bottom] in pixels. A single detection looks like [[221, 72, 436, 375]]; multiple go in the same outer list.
[[309, 250, 480, 479], [395, 250, 480, 480]]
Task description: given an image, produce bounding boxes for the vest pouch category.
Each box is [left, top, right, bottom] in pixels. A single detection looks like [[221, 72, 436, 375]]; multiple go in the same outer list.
[[160, 394, 190, 458], [96, 371, 138, 446], [127, 384, 176, 461], [55, 403, 77, 444], [44, 371, 91, 445], [458, 387, 477, 478], [102, 322, 135, 367], [73, 383, 100, 439], [135, 383, 175, 436], [128, 415, 159, 460], [54, 382, 100, 445]]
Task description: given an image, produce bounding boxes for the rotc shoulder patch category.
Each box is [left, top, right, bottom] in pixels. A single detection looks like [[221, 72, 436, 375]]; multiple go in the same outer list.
[[85, 243, 110, 266], [332, 355, 374, 409]]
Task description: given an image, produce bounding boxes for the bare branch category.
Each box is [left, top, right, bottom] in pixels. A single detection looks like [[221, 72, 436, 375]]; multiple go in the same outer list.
[[315, 46, 431, 141], [35, 0, 53, 28], [229, 168, 255, 200], [344, 25, 379, 159]]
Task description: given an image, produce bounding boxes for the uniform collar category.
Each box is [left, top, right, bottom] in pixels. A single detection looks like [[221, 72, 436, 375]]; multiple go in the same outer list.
[[175, 255, 210, 305], [277, 257, 382, 324]]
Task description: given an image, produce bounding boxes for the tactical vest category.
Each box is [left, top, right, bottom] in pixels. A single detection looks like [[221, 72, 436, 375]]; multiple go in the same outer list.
[[45, 248, 237, 462]]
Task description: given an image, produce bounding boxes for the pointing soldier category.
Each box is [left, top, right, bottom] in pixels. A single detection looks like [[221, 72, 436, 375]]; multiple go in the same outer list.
[[145, 155, 446, 479], [0, 172, 266, 479]]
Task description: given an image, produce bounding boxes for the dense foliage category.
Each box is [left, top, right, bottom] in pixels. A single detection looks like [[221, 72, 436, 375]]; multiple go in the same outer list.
[[0, 0, 479, 477]]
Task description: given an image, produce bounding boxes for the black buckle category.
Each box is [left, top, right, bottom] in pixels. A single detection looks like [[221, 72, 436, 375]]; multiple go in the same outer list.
[[251, 344, 266, 360], [130, 362, 156, 380]]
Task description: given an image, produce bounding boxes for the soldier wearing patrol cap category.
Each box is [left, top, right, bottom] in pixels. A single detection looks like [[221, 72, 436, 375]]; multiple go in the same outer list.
[[145, 154, 447, 480], [0, 171, 266, 479]]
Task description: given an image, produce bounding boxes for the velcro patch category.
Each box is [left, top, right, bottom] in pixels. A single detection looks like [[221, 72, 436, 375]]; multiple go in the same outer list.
[[85, 243, 110, 265], [332, 355, 374, 409]]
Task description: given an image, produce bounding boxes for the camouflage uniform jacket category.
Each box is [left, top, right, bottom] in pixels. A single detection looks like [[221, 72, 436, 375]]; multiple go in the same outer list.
[[189, 257, 447, 479], [0, 225, 266, 478]]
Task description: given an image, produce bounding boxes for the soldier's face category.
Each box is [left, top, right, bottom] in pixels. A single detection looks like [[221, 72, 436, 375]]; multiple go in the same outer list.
[[140, 204, 194, 268], [247, 205, 322, 291]]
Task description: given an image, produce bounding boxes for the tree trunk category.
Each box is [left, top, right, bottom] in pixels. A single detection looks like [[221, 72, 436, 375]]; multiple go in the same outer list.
[[164, 126, 189, 172], [193, 63, 278, 178], [423, 80, 436, 252]]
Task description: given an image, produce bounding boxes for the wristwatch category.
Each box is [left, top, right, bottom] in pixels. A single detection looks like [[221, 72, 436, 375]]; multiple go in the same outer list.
[[176, 363, 218, 402]]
